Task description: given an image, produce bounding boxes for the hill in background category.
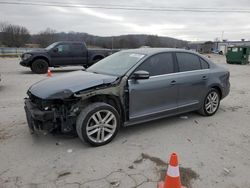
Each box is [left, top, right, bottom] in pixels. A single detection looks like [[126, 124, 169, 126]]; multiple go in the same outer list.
[[30, 32, 188, 49]]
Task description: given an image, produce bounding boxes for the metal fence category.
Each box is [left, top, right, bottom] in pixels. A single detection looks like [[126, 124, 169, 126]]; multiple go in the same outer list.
[[0, 47, 42, 55]]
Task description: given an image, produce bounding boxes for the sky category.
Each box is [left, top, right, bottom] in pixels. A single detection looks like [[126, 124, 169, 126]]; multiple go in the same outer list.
[[0, 0, 250, 41]]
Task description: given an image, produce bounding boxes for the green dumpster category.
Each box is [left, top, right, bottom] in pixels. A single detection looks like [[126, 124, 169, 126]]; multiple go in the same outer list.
[[226, 46, 250, 64]]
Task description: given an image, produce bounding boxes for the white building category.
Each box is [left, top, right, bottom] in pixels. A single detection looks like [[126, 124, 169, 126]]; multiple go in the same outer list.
[[216, 40, 250, 54]]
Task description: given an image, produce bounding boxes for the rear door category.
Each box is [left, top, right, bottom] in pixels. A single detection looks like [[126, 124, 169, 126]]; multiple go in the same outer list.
[[175, 52, 210, 112], [50, 43, 71, 66], [70, 43, 88, 65], [128, 52, 179, 120]]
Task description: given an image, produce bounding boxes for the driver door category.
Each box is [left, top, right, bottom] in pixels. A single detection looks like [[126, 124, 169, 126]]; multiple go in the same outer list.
[[50, 43, 71, 66], [128, 52, 179, 121]]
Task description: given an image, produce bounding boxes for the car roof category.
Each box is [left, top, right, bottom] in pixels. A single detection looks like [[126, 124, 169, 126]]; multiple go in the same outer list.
[[121, 48, 199, 56], [121, 47, 215, 68], [57, 41, 85, 44]]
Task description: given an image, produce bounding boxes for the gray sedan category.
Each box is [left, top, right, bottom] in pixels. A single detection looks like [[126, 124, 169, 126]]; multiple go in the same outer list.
[[24, 48, 230, 146]]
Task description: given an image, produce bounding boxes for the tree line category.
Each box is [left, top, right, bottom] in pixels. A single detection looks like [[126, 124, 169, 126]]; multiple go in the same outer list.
[[0, 22, 188, 49]]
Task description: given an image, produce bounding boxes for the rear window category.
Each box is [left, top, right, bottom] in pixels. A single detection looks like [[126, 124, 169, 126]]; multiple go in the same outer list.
[[176, 53, 201, 72], [71, 43, 86, 51]]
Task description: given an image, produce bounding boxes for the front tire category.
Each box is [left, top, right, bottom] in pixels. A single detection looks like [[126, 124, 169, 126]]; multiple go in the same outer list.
[[198, 88, 220, 116], [31, 59, 48, 74], [76, 102, 120, 146]]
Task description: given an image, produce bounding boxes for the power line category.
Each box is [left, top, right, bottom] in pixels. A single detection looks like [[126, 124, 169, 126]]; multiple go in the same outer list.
[[16, 0, 250, 11], [1, 1, 250, 13]]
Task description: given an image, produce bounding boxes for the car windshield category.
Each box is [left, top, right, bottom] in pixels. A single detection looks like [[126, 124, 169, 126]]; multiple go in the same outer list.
[[87, 52, 145, 76], [45, 42, 58, 50]]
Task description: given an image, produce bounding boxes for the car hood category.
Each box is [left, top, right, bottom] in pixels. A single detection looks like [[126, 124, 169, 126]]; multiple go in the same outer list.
[[26, 49, 47, 55], [29, 71, 118, 99]]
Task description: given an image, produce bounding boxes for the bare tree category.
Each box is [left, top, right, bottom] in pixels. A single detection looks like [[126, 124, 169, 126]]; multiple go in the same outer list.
[[145, 35, 162, 47], [36, 28, 57, 48], [0, 22, 30, 47]]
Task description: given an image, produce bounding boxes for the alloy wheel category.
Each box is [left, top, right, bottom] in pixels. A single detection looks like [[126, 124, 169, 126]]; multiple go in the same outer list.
[[205, 91, 219, 114], [86, 110, 117, 143]]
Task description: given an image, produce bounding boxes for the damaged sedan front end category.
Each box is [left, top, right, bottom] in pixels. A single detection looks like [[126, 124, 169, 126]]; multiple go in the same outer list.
[[25, 92, 81, 134], [24, 70, 121, 134]]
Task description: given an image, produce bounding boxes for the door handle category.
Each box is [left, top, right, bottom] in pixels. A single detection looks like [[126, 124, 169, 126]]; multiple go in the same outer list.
[[202, 76, 208, 80], [170, 80, 176, 85]]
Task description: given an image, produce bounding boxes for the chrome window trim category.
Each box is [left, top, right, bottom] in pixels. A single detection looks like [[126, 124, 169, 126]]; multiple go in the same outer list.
[[128, 69, 210, 81], [150, 69, 209, 79]]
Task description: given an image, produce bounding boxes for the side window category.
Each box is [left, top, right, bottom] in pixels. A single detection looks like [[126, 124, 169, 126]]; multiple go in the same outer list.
[[136, 53, 174, 76], [71, 43, 86, 52], [200, 58, 209, 69], [57, 44, 70, 53], [176, 53, 201, 72]]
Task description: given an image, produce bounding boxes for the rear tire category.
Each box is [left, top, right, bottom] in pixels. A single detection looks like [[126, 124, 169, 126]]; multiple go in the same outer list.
[[76, 102, 120, 146], [31, 59, 48, 74], [198, 88, 220, 116], [92, 57, 103, 64]]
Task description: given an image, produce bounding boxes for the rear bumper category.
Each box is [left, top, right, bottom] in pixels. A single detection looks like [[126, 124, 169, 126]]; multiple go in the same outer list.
[[24, 99, 55, 131]]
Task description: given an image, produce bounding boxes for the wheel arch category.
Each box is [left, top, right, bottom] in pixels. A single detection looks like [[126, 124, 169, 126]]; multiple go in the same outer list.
[[31, 56, 50, 66], [91, 55, 104, 62], [210, 85, 222, 99], [81, 94, 125, 122]]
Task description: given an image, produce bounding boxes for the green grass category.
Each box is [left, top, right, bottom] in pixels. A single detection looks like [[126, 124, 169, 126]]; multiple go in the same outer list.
[[0, 54, 21, 58]]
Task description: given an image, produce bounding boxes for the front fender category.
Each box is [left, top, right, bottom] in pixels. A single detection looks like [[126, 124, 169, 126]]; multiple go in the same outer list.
[[31, 55, 50, 65]]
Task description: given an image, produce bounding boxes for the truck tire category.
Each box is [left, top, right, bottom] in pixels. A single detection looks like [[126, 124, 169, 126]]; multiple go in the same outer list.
[[31, 59, 48, 74], [76, 102, 120, 146], [92, 56, 104, 64]]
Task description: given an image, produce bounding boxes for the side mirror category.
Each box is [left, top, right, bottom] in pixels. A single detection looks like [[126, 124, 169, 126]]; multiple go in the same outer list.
[[53, 48, 58, 53], [132, 70, 150, 80]]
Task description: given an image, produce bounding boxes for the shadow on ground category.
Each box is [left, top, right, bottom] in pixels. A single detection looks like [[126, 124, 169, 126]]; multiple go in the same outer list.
[[27, 112, 201, 150]]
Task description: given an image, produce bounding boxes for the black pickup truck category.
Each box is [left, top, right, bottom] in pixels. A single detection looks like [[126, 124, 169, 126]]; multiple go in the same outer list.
[[20, 41, 118, 74]]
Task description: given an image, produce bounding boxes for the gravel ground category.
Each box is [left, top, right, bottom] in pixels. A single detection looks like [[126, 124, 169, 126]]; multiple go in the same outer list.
[[0, 55, 250, 188]]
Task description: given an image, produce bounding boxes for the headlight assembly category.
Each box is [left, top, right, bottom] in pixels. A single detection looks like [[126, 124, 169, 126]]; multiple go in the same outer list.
[[22, 53, 32, 60]]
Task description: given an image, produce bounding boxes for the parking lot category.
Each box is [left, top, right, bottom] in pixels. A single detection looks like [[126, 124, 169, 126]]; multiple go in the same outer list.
[[0, 55, 250, 188]]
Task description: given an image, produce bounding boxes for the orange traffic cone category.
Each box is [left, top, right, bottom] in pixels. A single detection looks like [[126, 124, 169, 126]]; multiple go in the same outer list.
[[47, 69, 52, 77], [158, 153, 186, 188]]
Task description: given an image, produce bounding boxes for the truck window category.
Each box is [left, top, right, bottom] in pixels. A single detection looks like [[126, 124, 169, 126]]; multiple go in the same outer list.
[[57, 44, 70, 53], [71, 43, 86, 52]]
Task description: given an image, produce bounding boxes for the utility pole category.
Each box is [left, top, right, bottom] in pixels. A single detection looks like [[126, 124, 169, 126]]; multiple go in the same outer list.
[[111, 37, 114, 51], [221, 31, 224, 41]]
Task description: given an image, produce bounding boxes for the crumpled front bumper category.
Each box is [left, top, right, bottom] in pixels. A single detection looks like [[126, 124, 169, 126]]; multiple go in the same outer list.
[[20, 57, 33, 67], [24, 99, 55, 132]]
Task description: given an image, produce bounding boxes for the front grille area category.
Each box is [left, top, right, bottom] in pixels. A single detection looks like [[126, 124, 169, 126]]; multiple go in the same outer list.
[[27, 91, 52, 110]]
